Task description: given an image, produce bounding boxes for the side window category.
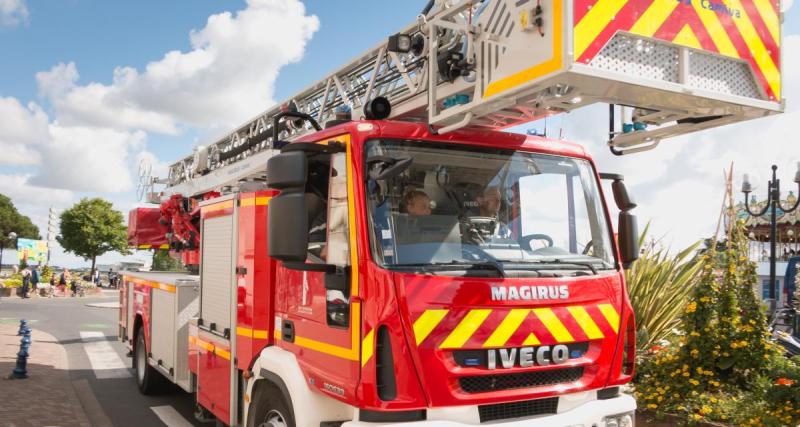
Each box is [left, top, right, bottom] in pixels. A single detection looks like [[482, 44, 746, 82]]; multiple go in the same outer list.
[[306, 152, 351, 266], [326, 152, 350, 266]]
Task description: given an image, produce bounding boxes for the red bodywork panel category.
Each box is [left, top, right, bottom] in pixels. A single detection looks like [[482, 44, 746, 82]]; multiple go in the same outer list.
[[128, 208, 169, 248]]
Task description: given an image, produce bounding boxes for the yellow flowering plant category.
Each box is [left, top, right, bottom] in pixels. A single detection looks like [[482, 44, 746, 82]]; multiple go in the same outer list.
[[635, 219, 800, 425]]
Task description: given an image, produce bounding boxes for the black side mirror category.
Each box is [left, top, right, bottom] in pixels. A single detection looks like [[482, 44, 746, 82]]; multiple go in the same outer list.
[[267, 152, 309, 262], [600, 173, 639, 269]]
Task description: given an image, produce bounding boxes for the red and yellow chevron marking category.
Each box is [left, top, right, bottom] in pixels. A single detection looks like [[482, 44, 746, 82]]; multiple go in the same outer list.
[[574, 0, 781, 100], [412, 304, 620, 349]]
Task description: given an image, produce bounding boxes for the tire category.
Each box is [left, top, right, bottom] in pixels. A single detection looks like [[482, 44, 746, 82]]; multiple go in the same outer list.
[[246, 383, 295, 427], [134, 328, 165, 395]]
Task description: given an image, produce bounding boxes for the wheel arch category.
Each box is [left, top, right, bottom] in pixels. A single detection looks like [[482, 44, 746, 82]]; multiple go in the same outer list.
[[132, 314, 144, 348], [245, 346, 354, 426]]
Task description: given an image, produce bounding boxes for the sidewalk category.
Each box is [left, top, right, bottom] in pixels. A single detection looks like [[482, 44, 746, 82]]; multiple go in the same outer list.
[[0, 286, 113, 299], [0, 323, 91, 427]]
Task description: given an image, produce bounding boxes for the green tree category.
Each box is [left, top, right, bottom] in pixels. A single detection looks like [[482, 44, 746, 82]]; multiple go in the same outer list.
[[0, 194, 40, 268], [57, 198, 130, 273], [152, 249, 184, 271]]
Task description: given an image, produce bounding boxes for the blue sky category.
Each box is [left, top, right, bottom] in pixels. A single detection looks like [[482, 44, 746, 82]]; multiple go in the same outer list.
[[1, 0, 798, 268]]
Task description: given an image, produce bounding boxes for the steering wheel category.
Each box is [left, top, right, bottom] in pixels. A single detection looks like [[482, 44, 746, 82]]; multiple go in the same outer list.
[[582, 241, 594, 255], [518, 234, 554, 252]]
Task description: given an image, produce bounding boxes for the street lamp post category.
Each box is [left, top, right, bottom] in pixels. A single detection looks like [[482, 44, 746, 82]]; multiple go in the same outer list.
[[741, 164, 800, 308]]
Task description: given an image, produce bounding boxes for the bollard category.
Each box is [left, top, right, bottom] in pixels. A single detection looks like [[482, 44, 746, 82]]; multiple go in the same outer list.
[[9, 328, 30, 379], [11, 346, 28, 379], [16, 319, 28, 336]]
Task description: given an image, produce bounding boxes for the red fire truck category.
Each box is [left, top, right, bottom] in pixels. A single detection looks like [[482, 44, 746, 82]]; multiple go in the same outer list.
[[120, 1, 782, 425]]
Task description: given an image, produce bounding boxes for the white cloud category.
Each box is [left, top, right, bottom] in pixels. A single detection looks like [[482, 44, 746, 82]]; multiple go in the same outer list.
[[1, 0, 319, 197], [783, 0, 793, 12], [0, 0, 28, 27], [0, 97, 50, 165], [36, 0, 319, 134], [30, 126, 147, 193], [0, 174, 72, 206]]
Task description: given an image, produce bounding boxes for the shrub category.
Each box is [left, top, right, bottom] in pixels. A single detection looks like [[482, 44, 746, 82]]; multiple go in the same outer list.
[[635, 219, 800, 425], [1, 272, 22, 288], [625, 223, 703, 349]]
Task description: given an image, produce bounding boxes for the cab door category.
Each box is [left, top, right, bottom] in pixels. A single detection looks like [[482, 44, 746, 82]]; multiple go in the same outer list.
[[276, 135, 361, 401]]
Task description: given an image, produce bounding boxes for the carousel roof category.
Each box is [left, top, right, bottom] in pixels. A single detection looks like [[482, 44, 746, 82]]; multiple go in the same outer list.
[[735, 191, 800, 237]]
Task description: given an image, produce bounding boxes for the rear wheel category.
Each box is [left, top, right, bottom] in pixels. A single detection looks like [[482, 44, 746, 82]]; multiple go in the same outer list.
[[134, 328, 165, 395], [247, 383, 295, 427]]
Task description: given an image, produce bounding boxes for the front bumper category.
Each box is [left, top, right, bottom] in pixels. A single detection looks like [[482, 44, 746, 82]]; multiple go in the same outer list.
[[343, 393, 636, 427]]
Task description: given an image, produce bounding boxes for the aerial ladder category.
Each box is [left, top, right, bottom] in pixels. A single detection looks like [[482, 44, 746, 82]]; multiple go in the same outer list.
[[134, 0, 783, 261]]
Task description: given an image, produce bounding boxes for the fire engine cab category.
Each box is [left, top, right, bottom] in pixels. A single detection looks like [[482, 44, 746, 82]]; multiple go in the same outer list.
[[119, 0, 782, 425]]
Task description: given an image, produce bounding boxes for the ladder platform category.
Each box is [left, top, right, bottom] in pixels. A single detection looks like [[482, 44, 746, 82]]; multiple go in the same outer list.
[[156, 0, 781, 196]]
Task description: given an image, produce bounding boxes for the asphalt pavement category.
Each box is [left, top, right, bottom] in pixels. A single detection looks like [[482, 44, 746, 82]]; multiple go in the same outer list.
[[0, 291, 203, 427]]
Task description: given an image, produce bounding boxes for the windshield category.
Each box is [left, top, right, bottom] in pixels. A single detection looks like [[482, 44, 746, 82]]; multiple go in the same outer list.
[[364, 139, 616, 275]]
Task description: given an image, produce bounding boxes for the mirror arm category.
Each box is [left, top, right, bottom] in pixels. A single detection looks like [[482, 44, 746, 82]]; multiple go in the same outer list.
[[282, 261, 338, 273]]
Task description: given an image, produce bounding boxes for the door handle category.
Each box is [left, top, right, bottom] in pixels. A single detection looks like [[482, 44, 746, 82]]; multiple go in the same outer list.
[[282, 320, 295, 343]]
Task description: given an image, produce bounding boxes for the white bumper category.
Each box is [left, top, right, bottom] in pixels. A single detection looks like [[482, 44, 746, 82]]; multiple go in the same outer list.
[[343, 393, 636, 427]]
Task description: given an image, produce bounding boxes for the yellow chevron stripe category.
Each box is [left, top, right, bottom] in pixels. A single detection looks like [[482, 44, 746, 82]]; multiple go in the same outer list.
[[440, 309, 491, 349], [691, 0, 740, 58], [413, 309, 448, 346], [673, 24, 702, 50], [533, 308, 574, 343], [567, 306, 605, 340], [482, 309, 530, 348], [629, 0, 680, 37], [727, 0, 781, 98], [361, 329, 375, 367], [574, 0, 630, 59], [751, 0, 780, 45], [598, 304, 621, 333], [522, 332, 541, 346]]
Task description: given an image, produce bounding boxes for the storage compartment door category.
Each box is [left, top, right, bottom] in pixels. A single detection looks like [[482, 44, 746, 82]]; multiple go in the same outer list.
[[200, 215, 234, 336], [151, 289, 176, 377], [175, 280, 200, 392]]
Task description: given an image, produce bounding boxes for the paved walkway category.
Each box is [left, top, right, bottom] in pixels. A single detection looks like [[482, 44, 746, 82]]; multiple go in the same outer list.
[[0, 323, 92, 427]]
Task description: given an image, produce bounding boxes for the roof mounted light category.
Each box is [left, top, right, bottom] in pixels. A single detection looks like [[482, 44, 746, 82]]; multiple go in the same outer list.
[[387, 33, 412, 53]]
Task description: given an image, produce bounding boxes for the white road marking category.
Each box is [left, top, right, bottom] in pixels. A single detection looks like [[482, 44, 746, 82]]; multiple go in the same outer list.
[[79, 331, 131, 379], [151, 405, 194, 427], [85, 301, 121, 308]]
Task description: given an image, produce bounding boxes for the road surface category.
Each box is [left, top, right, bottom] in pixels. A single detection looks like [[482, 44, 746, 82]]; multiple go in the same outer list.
[[0, 290, 203, 427]]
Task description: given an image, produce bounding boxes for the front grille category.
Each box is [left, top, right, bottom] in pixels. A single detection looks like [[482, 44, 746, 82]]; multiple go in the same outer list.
[[478, 397, 558, 423], [459, 367, 584, 393]]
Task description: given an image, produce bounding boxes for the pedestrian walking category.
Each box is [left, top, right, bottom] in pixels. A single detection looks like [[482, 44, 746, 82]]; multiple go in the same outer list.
[[20, 267, 31, 298], [93, 269, 101, 287], [58, 268, 70, 296], [49, 271, 57, 297], [30, 266, 39, 296]]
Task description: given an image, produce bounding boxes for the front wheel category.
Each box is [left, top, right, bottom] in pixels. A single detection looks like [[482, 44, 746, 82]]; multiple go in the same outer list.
[[247, 383, 295, 427], [134, 328, 165, 395]]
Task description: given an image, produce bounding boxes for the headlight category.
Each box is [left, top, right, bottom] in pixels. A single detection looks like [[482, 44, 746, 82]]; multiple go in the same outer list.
[[603, 412, 634, 427]]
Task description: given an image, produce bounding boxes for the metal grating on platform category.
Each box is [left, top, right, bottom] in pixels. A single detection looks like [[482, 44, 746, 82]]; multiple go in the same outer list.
[[688, 50, 761, 99], [589, 34, 680, 83]]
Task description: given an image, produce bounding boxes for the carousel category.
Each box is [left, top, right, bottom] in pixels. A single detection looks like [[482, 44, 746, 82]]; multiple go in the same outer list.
[[736, 191, 800, 262]]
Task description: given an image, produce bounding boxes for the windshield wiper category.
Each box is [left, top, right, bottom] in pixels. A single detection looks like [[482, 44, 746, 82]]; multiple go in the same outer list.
[[390, 261, 505, 277], [498, 258, 606, 275]]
